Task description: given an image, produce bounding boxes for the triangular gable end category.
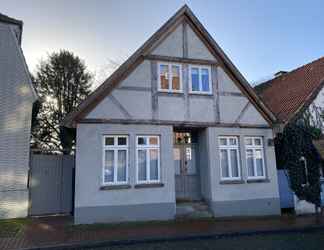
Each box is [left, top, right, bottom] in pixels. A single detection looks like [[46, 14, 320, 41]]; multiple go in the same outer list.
[[63, 5, 276, 127]]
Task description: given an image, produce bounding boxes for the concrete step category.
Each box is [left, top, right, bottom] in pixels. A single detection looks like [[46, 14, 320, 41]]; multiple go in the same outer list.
[[176, 201, 213, 219]]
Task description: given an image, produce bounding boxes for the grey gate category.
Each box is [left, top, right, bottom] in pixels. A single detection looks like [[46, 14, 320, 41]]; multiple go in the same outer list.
[[174, 143, 201, 201], [29, 154, 75, 216]]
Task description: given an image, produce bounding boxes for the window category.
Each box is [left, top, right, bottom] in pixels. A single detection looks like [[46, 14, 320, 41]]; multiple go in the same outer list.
[[189, 65, 212, 94], [103, 135, 128, 185], [136, 136, 160, 183], [158, 63, 182, 92], [245, 137, 266, 179], [219, 136, 241, 180]]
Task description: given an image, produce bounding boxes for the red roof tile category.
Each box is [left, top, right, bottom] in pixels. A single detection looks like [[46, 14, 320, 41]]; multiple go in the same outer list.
[[255, 56, 324, 123]]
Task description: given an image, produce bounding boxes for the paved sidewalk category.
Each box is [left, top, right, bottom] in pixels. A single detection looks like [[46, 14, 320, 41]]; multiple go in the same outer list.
[[1, 215, 324, 250]]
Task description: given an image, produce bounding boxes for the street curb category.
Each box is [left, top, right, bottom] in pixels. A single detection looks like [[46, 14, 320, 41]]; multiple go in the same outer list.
[[22, 224, 324, 250]]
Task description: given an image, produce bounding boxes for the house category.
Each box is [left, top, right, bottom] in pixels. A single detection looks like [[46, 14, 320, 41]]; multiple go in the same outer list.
[[0, 13, 37, 219], [255, 57, 324, 131], [255, 57, 324, 212], [63, 5, 281, 224]]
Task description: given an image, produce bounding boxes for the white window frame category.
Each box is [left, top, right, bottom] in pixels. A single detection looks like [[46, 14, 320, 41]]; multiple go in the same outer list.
[[245, 137, 266, 180], [102, 135, 129, 185], [189, 65, 212, 94], [218, 136, 241, 181], [158, 62, 183, 93], [136, 135, 161, 184]]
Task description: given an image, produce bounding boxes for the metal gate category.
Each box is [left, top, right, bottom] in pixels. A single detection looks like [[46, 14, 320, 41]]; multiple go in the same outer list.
[[29, 154, 75, 216]]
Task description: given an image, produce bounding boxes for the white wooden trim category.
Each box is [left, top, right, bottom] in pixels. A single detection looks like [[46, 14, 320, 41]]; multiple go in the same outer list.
[[245, 136, 266, 180], [136, 135, 161, 184], [102, 135, 129, 185], [157, 62, 183, 93], [218, 136, 241, 181], [189, 64, 212, 94]]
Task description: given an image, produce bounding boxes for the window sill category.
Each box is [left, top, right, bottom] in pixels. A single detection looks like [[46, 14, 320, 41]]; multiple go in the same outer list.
[[157, 91, 184, 97], [189, 92, 213, 96], [100, 184, 131, 190], [219, 180, 244, 185], [247, 179, 270, 183], [134, 183, 164, 189]]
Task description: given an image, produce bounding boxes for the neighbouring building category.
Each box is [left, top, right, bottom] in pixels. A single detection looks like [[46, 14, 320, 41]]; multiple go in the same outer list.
[[0, 13, 37, 218], [64, 5, 281, 224]]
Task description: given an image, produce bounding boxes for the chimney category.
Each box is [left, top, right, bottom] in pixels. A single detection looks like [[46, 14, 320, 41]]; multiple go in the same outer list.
[[274, 71, 288, 77]]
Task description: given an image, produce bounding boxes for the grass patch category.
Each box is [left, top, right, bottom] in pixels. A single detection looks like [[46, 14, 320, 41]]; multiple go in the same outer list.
[[0, 218, 31, 238]]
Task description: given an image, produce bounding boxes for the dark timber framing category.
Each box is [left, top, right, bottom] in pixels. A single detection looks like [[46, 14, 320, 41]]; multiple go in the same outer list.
[[79, 118, 271, 129], [109, 94, 132, 119], [144, 55, 217, 66], [235, 102, 251, 123], [63, 5, 277, 128]]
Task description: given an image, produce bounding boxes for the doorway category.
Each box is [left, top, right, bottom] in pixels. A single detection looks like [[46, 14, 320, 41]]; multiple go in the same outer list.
[[174, 132, 201, 201]]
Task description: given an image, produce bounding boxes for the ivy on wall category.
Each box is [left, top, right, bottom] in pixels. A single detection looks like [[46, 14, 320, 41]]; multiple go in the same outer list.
[[275, 122, 322, 206]]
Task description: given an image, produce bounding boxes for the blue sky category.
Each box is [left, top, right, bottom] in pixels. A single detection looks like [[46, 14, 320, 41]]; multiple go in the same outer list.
[[2, 0, 324, 84]]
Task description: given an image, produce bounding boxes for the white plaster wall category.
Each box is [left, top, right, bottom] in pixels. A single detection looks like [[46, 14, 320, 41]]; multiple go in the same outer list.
[[207, 127, 279, 202], [158, 96, 185, 121], [239, 104, 268, 125], [187, 25, 215, 60], [219, 96, 248, 123], [75, 124, 175, 208], [119, 60, 151, 88], [151, 24, 183, 57], [217, 67, 241, 93]]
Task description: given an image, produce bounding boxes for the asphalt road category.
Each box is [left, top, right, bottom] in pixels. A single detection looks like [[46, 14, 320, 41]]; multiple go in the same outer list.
[[79, 230, 324, 250]]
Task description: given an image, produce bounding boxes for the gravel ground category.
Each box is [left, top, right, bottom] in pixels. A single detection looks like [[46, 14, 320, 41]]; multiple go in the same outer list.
[[79, 230, 324, 250]]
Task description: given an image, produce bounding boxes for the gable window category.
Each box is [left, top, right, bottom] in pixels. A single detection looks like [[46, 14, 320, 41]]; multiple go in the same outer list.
[[103, 135, 128, 185], [136, 136, 160, 183], [245, 137, 266, 179], [189, 65, 212, 94], [219, 136, 241, 180], [158, 62, 182, 92]]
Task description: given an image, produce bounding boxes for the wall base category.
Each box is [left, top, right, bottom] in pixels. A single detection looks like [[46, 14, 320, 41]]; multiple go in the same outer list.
[[74, 202, 176, 224], [0, 189, 28, 219], [211, 198, 280, 217]]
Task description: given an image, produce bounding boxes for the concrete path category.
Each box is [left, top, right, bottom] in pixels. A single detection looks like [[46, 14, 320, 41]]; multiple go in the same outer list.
[[1, 215, 324, 250]]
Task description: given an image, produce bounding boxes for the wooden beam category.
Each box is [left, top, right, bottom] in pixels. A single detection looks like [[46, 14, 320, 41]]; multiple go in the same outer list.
[[79, 118, 271, 129], [144, 54, 218, 65]]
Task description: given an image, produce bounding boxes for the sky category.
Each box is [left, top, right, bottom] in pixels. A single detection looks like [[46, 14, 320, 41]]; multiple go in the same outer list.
[[2, 0, 324, 85]]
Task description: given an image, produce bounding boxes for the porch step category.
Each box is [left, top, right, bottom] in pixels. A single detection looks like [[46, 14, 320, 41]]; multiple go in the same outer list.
[[176, 201, 213, 219]]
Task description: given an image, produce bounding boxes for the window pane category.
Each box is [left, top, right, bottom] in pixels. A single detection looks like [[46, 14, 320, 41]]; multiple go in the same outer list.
[[219, 138, 227, 146], [201, 68, 210, 92], [104, 150, 114, 182], [117, 150, 127, 182], [149, 149, 159, 181], [172, 65, 180, 91], [220, 149, 229, 178], [160, 64, 169, 90], [149, 137, 158, 145], [246, 149, 254, 177], [138, 150, 147, 181], [138, 137, 147, 145], [255, 150, 264, 176], [191, 68, 199, 91], [229, 138, 237, 146], [230, 149, 239, 177], [105, 137, 114, 146], [245, 138, 252, 145], [118, 137, 127, 145], [254, 138, 262, 146]]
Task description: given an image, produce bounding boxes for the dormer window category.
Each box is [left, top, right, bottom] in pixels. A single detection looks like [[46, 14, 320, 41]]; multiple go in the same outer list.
[[189, 65, 212, 94], [158, 62, 182, 92]]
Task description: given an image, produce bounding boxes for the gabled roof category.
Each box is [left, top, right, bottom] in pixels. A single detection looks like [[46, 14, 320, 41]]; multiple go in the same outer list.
[[63, 5, 277, 127], [0, 13, 23, 28], [255, 57, 324, 124]]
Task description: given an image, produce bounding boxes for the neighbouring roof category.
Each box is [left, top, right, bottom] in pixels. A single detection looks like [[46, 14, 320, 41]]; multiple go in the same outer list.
[[63, 5, 276, 127], [255, 57, 324, 124], [313, 139, 324, 160], [0, 13, 23, 29]]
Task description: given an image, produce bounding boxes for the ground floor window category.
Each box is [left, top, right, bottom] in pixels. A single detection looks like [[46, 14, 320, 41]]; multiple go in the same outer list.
[[245, 137, 266, 179], [219, 136, 241, 180], [136, 135, 160, 183], [103, 135, 128, 185]]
